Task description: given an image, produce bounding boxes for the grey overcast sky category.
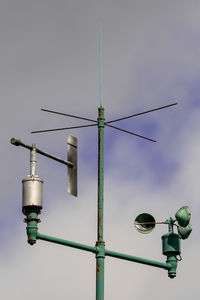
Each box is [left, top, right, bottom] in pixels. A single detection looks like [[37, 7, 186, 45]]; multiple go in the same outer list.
[[1, 1, 200, 299]]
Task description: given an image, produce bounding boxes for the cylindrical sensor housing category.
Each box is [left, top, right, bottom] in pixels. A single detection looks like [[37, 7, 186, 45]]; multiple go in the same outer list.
[[22, 176, 43, 213], [162, 232, 181, 256]]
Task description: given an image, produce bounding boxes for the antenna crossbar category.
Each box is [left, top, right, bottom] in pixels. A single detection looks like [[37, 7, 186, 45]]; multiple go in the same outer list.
[[41, 108, 97, 123], [106, 102, 178, 124], [31, 124, 97, 134], [105, 123, 156, 142]]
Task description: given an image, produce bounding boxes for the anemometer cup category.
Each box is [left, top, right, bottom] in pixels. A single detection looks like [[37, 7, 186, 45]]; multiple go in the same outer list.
[[134, 213, 156, 234], [175, 206, 191, 227], [175, 206, 192, 240], [177, 224, 192, 240]]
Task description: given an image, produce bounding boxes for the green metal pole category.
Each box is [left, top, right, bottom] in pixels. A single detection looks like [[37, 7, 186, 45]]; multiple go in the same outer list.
[[96, 106, 105, 300]]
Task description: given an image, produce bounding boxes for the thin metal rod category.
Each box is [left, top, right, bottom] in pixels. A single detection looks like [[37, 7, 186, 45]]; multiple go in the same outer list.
[[99, 24, 103, 107], [41, 108, 97, 123], [135, 222, 166, 225], [37, 232, 96, 253], [106, 102, 178, 124], [105, 123, 156, 142], [31, 124, 97, 134], [10, 137, 73, 167]]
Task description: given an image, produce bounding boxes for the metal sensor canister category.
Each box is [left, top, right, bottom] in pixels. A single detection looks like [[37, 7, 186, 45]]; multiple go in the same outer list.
[[162, 232, 181, 256], [22, 176, 43, 213]]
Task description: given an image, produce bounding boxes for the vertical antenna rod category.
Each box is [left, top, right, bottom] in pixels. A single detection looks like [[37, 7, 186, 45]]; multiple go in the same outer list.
[[99, 24, 103, 107]]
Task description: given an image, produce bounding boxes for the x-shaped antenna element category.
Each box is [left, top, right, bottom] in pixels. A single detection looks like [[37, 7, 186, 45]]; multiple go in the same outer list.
[[106, 102, 178, 124], [32, 102, 178, 142]]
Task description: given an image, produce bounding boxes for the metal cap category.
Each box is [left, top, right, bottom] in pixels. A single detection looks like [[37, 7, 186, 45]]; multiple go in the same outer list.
[[10, 137, 21, 146]]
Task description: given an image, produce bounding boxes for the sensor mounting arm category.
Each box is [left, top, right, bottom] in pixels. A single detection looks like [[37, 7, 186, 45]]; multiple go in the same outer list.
[[10, 137, 73, 167]]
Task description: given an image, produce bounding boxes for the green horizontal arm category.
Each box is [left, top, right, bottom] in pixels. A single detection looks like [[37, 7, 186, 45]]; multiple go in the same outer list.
[[37, 232, 170, 271], [36, 230, 176, 277], [37, 232, 96, 253], [105, 249, 170, 270]]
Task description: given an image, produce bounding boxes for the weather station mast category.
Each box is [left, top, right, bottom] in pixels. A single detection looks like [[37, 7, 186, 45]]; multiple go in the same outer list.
[[11, 25, 192, 300]]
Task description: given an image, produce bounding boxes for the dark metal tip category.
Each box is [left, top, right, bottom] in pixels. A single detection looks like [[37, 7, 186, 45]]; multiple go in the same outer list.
[[10, 137, 21, 146], [28, 238, 36, 245]]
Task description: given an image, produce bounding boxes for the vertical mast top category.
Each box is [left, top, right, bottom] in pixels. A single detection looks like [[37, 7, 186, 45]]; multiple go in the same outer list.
[[99, 24, 103, 107]]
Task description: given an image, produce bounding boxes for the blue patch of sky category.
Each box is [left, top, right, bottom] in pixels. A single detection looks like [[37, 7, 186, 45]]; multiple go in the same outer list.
[[131, 149, 177, 187], [141, 149, 179, 186], [104, 114, 179, 186]]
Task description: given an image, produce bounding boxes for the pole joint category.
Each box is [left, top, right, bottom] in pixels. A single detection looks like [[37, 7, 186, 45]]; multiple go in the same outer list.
[[97, 107, 105, 128], [96, 244, 105, 259], [96, 241, 105, 246], [96, 241, 105, 259]]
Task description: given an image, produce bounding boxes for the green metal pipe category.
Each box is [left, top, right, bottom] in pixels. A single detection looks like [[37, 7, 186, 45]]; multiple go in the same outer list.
[[96, 106, 105, 300], [96, 257, 104, 299], [96, 245, 105, 300], [105, 249, 170, 270], [37, 232, 96, 253], [97, 106, 105, 243]]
